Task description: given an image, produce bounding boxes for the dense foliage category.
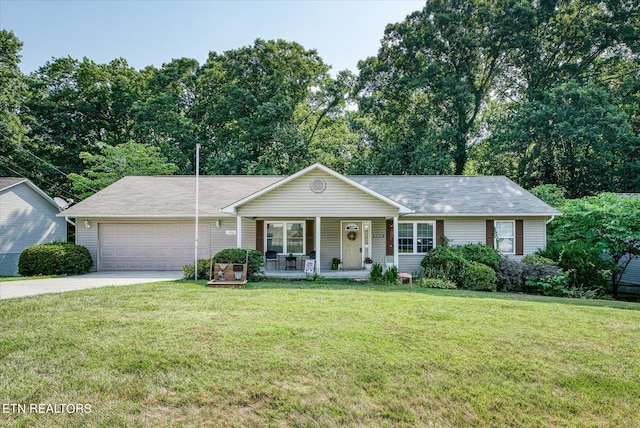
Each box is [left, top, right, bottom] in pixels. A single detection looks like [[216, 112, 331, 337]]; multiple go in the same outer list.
[[1, 1, 638, 202], [543, 193, 640, 296], [18, 242, 92, 276]]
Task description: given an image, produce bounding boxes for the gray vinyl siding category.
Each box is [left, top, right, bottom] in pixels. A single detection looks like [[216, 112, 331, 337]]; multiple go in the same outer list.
[[0, 183, 66, 276], [619, 256, 640, 286], [523, 218, 547, 256], [210, 218, 241, 255], [370, 219, 387, 267], [77, 219, 99, 271], [443, 219, 486, 246], [321, 218, 341, 271], [238, 170, 399, 218]]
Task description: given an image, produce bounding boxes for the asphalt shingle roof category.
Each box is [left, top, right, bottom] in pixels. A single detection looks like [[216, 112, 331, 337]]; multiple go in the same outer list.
[[0, 177, 28, 191], [60, 173, 559, 218], [60, 176, 282, 218], [349, 175, 560, 216]]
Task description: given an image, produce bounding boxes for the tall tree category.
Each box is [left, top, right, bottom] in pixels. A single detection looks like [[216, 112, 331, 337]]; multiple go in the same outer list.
[[477, 81, 639, 197], [23, 57, 149, 196], [193, 39, 331, 175], [0, 31, 30, 179], [132, 58, 200, 174], [357, 0, 534, 174]]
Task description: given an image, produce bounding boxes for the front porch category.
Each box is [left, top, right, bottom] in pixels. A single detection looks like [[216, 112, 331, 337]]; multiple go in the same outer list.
[[262, 268, 372, 281]]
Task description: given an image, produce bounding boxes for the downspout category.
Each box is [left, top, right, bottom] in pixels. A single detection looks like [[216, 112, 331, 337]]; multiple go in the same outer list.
[[64, 217, 76, 227], [546, 215, 555, 225]]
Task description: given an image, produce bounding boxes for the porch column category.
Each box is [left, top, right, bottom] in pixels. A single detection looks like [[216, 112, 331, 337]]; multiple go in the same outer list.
[[315, 216, 321, 274], [393, 216, 399, 267], [236, 216, 243, 248]]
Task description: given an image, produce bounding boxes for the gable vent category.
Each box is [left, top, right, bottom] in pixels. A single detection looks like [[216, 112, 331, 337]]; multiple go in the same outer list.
[[310, 178, 326, 193]]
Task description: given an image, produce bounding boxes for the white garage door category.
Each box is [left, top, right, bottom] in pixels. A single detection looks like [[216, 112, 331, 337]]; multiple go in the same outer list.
[[99, 223, 210, 271]]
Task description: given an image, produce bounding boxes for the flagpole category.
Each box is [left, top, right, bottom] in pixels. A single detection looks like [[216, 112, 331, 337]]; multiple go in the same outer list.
[[195, 143, 200, 281]]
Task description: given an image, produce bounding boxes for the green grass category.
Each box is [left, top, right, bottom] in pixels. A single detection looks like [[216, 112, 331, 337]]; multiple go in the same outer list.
[[0, 275, 58, 282], [1, 279, 639, 427]]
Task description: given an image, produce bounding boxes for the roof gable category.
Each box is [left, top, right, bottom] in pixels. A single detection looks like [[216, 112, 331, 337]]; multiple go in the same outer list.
[[221, 163, 413, 215], [0, 177, 59, 209]]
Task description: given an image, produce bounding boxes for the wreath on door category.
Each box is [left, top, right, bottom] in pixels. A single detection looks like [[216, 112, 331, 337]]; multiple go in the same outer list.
[[347, 231, 358, 241]]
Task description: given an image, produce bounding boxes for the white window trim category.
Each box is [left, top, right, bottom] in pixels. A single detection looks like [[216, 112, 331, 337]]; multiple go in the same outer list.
[[495, 220, 516, 255], [265, 221, 306, 255], [398, 221, 436, 255]]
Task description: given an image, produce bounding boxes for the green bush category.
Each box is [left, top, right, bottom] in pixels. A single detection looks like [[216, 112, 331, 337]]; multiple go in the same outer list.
[[524, 270, 570, 297], [460, 261, 497, 291], [18, 242, 92, 276], [182, 248, 264, 281], [540, 241, 610, 296], [383, 265, 400, 285], [213, 248, 263, 279], [369, 263, 384, 283], [416, 277, 457, 289], [420, 246, 466, 281], [458, 243, 501, 270], [182, 258, 211, 280]]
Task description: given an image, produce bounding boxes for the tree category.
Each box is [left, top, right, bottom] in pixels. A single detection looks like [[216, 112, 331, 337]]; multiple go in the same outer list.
[[23, 57, 149, 197], [69, 141, 178, 199], [0, 31, 30, 178], [550, 193, 640, 296], [357, 0, 535, 174], [193, 39, 331, 175], [478, 81, 639, 197], [131, 58, 200, 174]]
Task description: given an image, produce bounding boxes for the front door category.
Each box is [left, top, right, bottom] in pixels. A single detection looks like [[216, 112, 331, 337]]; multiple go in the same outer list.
[[342, 222, 362, 269]]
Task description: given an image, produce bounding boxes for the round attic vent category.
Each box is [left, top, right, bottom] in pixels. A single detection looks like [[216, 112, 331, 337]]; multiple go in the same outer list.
[[310, 178, 326, 193]]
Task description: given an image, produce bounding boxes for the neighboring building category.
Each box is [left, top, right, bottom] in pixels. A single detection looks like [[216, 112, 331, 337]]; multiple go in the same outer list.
[[0, 178, 68, 276], [59, 163, 560, 273]]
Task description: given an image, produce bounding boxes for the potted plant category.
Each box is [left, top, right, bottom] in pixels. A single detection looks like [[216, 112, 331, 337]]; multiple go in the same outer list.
[[331, 257, 341, 270], [364, 257, 373, 270]]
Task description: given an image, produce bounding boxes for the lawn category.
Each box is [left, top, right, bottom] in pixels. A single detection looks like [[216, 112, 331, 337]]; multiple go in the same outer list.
[[1, 279, 639, 427]]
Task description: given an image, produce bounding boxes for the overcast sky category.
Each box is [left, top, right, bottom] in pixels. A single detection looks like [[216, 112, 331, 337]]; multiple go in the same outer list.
[[1, 0, 424, 74]]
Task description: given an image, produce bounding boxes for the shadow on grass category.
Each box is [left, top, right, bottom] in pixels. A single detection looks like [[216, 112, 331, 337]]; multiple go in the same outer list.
[[193, 278, 640, 311]]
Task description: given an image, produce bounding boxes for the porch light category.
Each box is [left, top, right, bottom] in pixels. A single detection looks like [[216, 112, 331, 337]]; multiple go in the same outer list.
[[84, 220, 91, 229]]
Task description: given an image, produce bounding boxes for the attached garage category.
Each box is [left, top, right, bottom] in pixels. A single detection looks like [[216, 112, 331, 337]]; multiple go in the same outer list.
[[99, 223, 210, 271]]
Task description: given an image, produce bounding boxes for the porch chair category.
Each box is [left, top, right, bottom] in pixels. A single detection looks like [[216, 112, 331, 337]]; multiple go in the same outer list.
[[265, 250, 279, 271]]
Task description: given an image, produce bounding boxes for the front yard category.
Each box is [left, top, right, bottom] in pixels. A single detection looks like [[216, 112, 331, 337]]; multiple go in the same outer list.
[[1, 279, 639, 427]]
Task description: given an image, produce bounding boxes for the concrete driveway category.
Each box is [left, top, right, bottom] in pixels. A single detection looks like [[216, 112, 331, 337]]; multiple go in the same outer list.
[[0, 271, 183, 300]]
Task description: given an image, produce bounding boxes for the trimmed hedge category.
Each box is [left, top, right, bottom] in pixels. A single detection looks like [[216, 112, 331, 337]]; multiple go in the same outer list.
[[460, 261, 497, 291], [18, 242, 92, 276]]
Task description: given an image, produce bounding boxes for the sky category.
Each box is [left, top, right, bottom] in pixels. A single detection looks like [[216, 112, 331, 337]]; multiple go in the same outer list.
[[0, 0, 424, 75]]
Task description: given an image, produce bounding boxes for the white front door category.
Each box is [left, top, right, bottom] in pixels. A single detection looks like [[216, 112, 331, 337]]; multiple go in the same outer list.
[[342, 222, 362, 269]]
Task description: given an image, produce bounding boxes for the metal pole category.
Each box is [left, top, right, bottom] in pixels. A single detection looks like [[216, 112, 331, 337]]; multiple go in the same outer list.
[[195, 143, 200, 281]]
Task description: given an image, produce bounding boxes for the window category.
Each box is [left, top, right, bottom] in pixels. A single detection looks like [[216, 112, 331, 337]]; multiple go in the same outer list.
[[398, 222, 435, 254], [266, 222, 304, 254], [495, 220, 515, 254]]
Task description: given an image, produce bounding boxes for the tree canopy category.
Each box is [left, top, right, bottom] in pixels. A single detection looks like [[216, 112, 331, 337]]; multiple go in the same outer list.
[[1, 1, 638, 202]]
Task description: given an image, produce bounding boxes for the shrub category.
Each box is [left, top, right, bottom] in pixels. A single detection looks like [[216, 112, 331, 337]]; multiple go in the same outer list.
[[417, 277, 457, 289], [421, 246, 466, 281], [18, 242, 92, 276], [458, 243, 501, 270], [459, 261, 497, 291], [382, 265, 400, 285], [524, 269, 570, 297], [369, 263, 384, 283], [182, 258, 211, 280], [213, 248, 263, 279], [540, 241, 610, 296], [496, 257, 524, 292], [182, 248, 264, 281]]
